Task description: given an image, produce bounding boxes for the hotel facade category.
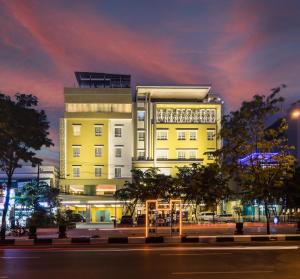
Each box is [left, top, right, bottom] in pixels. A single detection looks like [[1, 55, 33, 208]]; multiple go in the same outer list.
[[59, 72, 223, 223], [59, 72, 132, 223], [133, 86, 222, 175]]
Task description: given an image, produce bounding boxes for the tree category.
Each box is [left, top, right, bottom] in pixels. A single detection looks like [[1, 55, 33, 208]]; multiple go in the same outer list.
[[15, 180, 60, 226], [176, 163, 231, 222], [115, 168, 176, 216], [218, 86, 295, 234], [0, 93, 53, 239]]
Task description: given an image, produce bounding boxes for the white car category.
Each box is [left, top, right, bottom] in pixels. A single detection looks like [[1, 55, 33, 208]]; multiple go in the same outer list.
[[199, 212, 216, 222], [216, 213, 235, 223]]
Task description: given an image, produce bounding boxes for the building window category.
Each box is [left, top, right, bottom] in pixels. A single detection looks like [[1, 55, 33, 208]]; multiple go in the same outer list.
[[115, 127, 122, 137], [72, 166, 80, 177], [138, 131, 145, 141], [95, 167, 102, 177], [115, 147, 122, 158], [177, 131, 185, 140], [177, 150, 186, 159], [72, 146, 80, 157], [157, 130, 168, 140], [137, 150, 145, 160], [189, 150, 197, 159], [207, 149, 215, 160], [156, 150, 168, 160], [115, 167, 122, 178], [137, 111, 145, 121], [72, 125, 81, 136], [207, 129, 215, 141], [95, 125, 102, 136], [190, 131, 197, 140], [95, 146, 102, 157]]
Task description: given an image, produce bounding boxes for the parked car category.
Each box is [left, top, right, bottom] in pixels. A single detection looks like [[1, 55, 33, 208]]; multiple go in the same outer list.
[[120, 215, 133, 226], [199, 212, 215, 222], [69, 213, 85, 223], [216, 213, 235, 223]]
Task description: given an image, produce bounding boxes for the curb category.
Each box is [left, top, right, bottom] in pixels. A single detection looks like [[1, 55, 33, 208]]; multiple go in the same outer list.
[[1, 234, 300, 246]]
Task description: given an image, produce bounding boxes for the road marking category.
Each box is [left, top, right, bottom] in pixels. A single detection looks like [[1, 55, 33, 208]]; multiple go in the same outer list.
[[172, 271, 274, 276], [160, 253, 232, 256], [43, 245, 299, 253], [0, 257, 40, 259]]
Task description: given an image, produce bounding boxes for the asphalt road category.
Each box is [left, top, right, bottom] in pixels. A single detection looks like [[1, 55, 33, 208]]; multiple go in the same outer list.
[[1, 243, 300, 279]]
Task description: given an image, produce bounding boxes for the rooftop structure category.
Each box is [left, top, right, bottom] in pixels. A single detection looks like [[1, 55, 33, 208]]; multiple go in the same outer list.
[[75, 72, 131, 88]]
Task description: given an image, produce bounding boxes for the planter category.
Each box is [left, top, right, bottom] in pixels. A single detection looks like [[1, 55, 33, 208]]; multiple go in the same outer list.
[[297, 221, 300, 232], [28, 226, 37, 239], [235, 222, 244, 235], [58, 224, 67, 239]]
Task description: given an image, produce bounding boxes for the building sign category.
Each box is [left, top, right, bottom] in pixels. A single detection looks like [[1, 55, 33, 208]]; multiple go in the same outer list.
[[156, 108, 216, 124]]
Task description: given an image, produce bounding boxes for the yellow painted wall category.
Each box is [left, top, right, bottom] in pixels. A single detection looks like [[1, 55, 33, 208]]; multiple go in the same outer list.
[[66, 118, 109, 180]]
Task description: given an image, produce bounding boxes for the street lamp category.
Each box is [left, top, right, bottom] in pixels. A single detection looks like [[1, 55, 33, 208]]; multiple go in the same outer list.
[[291, 109, 300, 119]]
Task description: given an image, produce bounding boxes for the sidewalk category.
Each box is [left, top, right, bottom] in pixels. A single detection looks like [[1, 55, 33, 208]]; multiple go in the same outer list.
[[4, 222, 298, 240]]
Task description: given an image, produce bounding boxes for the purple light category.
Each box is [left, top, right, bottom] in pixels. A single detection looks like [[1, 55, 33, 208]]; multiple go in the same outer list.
[[238, 152, 279, 166]]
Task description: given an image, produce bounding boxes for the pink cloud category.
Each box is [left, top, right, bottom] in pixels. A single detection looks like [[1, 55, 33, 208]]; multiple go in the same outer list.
[[3, 0, 202, 85]]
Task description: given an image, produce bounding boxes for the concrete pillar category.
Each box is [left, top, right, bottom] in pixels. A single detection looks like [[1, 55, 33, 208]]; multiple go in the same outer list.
[[86, 205, 91, 224]]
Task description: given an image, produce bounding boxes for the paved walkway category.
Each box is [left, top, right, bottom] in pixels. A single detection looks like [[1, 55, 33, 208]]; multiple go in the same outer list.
[[6, 222, 298, 239]]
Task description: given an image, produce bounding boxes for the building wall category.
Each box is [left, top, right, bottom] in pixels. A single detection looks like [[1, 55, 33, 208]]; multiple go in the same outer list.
[[133, 87, 222, 176], [108, 119, 133, 179]]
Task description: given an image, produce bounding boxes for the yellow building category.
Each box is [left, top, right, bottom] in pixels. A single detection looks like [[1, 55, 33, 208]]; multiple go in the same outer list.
[[59, 72, 133, 223], [133, 86, 222, 175]]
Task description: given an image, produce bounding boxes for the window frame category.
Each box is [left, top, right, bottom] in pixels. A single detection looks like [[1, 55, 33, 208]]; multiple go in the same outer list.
[[114, 127, 122, 137], [94, 125, 103, 136], [177, 131, 186, 140], [95, 146, 103, 157], [72, 166, 80, 177], [95, 166, 102, 177], [115, 167, 122, 178]]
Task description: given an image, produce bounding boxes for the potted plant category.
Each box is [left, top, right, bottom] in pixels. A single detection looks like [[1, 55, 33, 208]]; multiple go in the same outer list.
[[234, 206, 244, 235], [295, 212, 300, 233], [27, 217, 37, 239], [56, 212, 68, 238]]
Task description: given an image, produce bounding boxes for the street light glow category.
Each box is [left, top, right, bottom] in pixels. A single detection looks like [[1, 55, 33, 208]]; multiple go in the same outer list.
[[291, 109, 300, 119]]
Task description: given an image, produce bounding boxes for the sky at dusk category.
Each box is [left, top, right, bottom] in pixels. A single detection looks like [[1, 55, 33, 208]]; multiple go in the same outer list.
[[0, 0, 300, 166]]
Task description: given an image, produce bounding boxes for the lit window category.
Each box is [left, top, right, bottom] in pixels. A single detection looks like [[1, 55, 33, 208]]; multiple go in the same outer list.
[[115, 167, 122, 178], [207, 129, 215, 141], [138, 150, 145, 160], [177, 150, 186, 159], [72, 166, 80, 177], [115, 147, 122, 158], [95, 146, 102, 157], [138, 131, 145, 141], [115, 127, 122, 137], [137, 111, 145, 121], [189, 150, 197, 159], [156, 150, 168, 160], [157, 130, 168, 140], [207, 149, 215, 160], [72, 125, 81, 136], [72, 146, 80, 157], [190, 131, 197, 140], [95, 126, 102, 136], [95, 167, 102, 177], [177, 131, 185, 140]]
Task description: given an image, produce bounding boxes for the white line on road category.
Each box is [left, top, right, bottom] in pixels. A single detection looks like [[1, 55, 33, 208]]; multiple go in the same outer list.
[[0, 257, 40, 259], [172, 270, 274, 275], [160, 253, 232, 256], [47, 245, 299, 253]]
